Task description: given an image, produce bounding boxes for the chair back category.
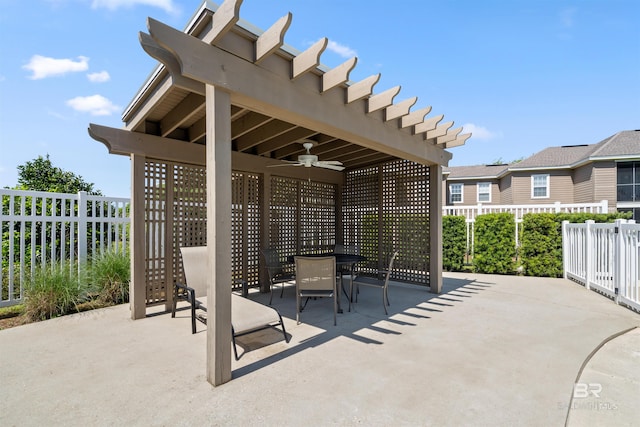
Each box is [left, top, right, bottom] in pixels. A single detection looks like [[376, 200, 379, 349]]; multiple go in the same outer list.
[[382, 251, 399, 284], [295, 256, 336, 292], [262, 248, 285, 275], [180, 246, 209, 298]]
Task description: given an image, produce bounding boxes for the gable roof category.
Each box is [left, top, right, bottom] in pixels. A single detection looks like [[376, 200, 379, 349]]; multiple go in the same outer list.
[[590, 130, 640, 159], [444, 130, 640, 179], [511, 130, 640, 171], [510, 144, 599, 169], [443, 163, 510, 180]]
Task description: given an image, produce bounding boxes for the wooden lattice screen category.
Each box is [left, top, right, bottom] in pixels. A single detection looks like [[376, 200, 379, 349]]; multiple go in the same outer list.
[[172, 163, 207, 298], [142, 158, 428, 307], [301, 180, 337, 254], [232, 172, 262, 288], [344, 160, 431, 286], [269, 176, 337, 262], [144, 160, 261, 306], [145, 161, 169, 305]]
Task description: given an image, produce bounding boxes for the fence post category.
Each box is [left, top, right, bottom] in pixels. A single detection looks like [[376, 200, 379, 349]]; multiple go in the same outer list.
[[600, 200, 608, 213], [78, 191, 88, 266], [585, 220, 594, 290], [562, 220, 569, 279], [554, 201, 561, 213], [613, 219, 626, 305]]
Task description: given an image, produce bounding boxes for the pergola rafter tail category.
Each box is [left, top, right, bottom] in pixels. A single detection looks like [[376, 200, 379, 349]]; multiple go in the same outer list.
[[145, 13, 458, 166]]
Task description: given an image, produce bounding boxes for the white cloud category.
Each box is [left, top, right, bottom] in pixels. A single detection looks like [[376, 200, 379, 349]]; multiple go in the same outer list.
[[87, 71, 111, 83], [66, 94, 120, 116], [23, 55, 89, 80], [326, 40, 357, 58], [91, 0, 179, 14], [462, 123, 501, 141]]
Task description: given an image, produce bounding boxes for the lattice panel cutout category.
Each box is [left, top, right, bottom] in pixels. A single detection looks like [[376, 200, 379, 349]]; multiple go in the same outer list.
[[382, 160, 430, 284], [270, 176, 337, 261], [270, 176, 299, 262], [172, 163, 207, 293], [245, 173, 262, 288], [343, 165, 380, 275], [300, 180, 336, 254], [232, 172, 262, 290], [145, 161, 168, 304], [144, 161, 263, 307], [344, 160, 431, 286]]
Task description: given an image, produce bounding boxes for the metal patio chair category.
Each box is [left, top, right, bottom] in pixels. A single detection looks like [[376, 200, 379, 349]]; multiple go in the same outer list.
[[295, 256, 339, 325], [353, 250, 399, 315], [261, 247, 296, 305]]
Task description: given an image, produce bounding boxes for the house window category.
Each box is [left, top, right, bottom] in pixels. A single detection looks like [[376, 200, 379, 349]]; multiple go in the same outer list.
[[617, 161, 640, 202], [531, 174, 549, 198], [449, 183, 463, 203], [477, 182, 491, 202]]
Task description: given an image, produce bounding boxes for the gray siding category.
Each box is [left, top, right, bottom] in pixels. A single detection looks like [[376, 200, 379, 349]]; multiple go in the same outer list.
[[500, 175, 512, 204], [593, 161, 617, 208], [511, 171, 574, 204], [574, 164, 594, 203], [444, 179, 501, 205]]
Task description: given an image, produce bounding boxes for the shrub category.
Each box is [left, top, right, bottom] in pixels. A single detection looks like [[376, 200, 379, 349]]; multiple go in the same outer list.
[[519, 211, 632, 278], [90, 250, 130, 305], [473, 212, 516, 274], [443, 215, 467, 271], [24, 261, 92, 321], [520, 214, 563, 277]]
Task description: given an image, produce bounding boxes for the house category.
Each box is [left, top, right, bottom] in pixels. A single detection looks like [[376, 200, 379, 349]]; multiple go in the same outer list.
[[443, 130, 640, 220]]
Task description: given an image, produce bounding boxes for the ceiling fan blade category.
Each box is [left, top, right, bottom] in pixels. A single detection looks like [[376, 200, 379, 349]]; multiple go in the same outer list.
[[267, 161, 304, 168], [317, 160, 343, 166], [314, 162, 345, 171]]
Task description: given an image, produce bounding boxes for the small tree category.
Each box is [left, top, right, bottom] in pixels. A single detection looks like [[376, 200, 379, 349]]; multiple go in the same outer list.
[[15, 155, 101, 195], [2, 155, 104, 269]]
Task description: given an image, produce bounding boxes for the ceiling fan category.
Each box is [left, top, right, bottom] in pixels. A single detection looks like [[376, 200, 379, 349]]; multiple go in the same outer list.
[[268, 140, 345, 171]]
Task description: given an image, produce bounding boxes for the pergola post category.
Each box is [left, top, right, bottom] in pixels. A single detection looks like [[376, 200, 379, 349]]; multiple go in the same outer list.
[[429, 165, 443, 293], [130, 153, 147, 319], [205, 84, 233, 386]]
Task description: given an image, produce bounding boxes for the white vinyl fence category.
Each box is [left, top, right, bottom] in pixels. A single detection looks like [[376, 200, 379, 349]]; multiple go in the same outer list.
[[563, 219, 640, 312], [1, 189, 130, 307], [443, 200, 609, 253]]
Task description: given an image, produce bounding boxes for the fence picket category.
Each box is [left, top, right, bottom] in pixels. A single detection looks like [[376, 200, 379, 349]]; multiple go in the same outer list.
[[563, 219, 640, 312]]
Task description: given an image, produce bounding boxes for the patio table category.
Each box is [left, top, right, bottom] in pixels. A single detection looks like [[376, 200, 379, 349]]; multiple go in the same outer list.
[[287, 253, 367, 313]]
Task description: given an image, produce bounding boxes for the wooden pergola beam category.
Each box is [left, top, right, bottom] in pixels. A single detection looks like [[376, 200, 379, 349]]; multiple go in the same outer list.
[[146, 18, 452, 165]]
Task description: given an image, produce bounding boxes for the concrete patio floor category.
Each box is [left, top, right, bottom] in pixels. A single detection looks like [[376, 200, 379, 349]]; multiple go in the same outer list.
[[1, 273, 638, 426]]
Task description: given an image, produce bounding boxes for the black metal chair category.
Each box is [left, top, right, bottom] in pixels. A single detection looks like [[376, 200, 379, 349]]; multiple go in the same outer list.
[[353, 250, 399, 315], [261, 247, 295, 305]]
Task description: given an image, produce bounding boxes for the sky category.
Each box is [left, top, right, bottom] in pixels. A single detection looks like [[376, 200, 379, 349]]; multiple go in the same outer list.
[[0, 0, 638, 198]]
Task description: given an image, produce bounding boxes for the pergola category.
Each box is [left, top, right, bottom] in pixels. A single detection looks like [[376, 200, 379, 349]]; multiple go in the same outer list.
[[88, 0, 471, 386]]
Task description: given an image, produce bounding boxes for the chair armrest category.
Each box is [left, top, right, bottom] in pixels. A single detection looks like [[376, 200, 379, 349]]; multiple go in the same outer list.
[[175, 282, 197, 305]]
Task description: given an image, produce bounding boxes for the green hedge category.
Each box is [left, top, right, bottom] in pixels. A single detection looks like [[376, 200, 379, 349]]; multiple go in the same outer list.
[[519, 212, 631, 278], [473, 213, 516, 274], [443, 215, 466, 271]]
